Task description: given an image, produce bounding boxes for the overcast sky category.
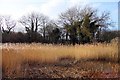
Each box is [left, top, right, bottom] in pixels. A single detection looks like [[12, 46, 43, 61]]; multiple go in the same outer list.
[[0, 0, 119, 31]]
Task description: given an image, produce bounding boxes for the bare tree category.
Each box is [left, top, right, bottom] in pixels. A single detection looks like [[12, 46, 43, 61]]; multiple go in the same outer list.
[[19, 12, 49, 42], [39, 15, 49, 40], [2, 16, 16, 33], [59, 6, 81, 26], [59, 6, 82, 44], [19, 12, 40, 33]]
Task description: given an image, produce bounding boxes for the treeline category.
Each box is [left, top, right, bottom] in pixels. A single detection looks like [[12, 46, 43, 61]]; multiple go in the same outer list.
[[2, 30, 119, 43], [0, 6, 119, 45]]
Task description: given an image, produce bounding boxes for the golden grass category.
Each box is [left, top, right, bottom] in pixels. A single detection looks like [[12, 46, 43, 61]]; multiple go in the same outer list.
[[1, 41, 119, 77]]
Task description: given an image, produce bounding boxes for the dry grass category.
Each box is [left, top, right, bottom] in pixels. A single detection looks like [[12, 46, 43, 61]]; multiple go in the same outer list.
[[1, 40, 119, 78]]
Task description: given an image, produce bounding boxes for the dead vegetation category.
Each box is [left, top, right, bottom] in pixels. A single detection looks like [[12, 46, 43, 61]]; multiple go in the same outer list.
[[1, 40, 119, 79]]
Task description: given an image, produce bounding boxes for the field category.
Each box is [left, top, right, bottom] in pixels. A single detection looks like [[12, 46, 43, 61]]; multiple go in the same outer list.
[[1, 39, 120, 79]]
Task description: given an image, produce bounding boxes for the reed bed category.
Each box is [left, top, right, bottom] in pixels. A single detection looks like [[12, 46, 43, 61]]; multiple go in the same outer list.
[[1, 40, 119, 78]]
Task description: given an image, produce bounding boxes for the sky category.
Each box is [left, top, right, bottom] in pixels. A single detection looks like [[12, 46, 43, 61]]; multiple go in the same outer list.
[[0, 0, 119, 32]]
